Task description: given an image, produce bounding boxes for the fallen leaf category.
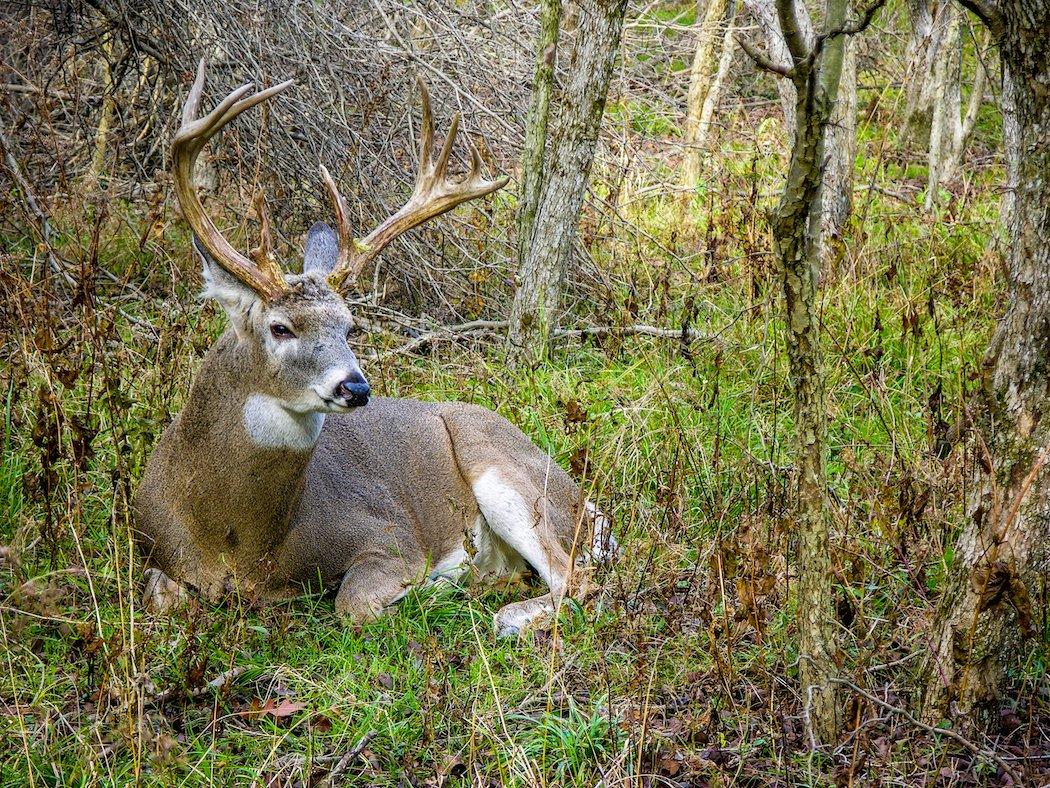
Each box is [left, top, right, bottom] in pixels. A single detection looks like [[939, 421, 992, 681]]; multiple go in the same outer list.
[[657, 753, 681, 776], [246, 697, 306, 721]]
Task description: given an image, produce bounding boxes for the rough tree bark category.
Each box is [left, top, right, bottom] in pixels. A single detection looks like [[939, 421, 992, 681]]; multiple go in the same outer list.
[[922, 0, 1050, 727], [739, 0, 882, 745], [903, 0, 988, 207], [815, 29, 857, 262], [903, 0, 958, 145], [922, 4, 962, 205], [988, 62, 1018, 258], [930, 26, 986, 206], [517, 0, 563, 269], [507, 0, 628, 366], [680, 0, 730, 191], [742, 0, 856, 260]]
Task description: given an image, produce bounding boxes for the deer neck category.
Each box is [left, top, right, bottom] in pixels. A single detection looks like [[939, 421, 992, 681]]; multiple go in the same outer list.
[[172, 332, 322, 565]]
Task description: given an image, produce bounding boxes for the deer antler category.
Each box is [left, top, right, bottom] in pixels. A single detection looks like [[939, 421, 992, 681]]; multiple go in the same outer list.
[[324, 78, 509, 292], [172, 59, 294, 301]]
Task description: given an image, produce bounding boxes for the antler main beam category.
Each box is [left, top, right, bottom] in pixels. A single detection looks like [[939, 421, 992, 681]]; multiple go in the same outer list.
[[325, 78, 509, 292], [172, 59, 294, 301]]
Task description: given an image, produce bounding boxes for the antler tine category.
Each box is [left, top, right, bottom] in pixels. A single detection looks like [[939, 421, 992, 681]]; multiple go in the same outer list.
[[172, 58, 294, 301], [432, 113, 460, 184], [416, 76, 434, 187], [250, 193, 273, 268], [319, 164, 352, 273], [181, 59, 208, 128], [326, 79, 510, 292], [468, 142, 484, 178]]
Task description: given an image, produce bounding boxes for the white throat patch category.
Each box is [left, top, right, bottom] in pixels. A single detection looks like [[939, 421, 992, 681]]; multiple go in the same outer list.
[[242, 394, 324, 450]]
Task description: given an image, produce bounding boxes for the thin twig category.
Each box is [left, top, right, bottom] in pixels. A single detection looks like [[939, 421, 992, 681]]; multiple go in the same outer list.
[[553, 323, 718, 343], [828, 677, 1022, 785], [0, 127, 76, 287], [366, 321, 721, 360], [320, 730, 377, 786], [1, 83, 76, 99]]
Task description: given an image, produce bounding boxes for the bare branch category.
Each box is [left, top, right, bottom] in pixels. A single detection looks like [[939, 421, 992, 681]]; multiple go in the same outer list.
[[775, 0, 810, 65], [736, 34, 793, 78], [809, 0, 889, 68], [319, 731, 378, 788], [0, 126, 76, 288], [956, 0, 1005, 35], [367, 320, 722, 360], [828, 678, 1022, 786], [81, 0, 170, 63]]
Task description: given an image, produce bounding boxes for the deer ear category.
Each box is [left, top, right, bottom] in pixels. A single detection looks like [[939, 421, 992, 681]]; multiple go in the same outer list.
[[194, 237, 259, 332], [303, 222, 340, 275]]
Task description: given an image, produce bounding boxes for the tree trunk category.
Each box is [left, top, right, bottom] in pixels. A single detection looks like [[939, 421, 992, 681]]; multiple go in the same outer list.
[[903, 0, 940, 144], [940, 28, 988, 185], [517, 0, 563, 269], [751, 0, 857, 745], [680, 0, 730, 191], [507, 0, 628, 366], [988, 61, 1018, 259], [695, 18, 738, 156], [743, 0, 854, 266], [922, 0, 1050, 727], [742, 0, 814, 137], [87, 35, 116, 186], [905, 2, 989, 208], [923, 4, 962, 207], [816, 31, 857, 265]]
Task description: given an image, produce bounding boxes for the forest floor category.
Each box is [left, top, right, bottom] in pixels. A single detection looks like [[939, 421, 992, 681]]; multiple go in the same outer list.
[[3, 98, 1049, 786]]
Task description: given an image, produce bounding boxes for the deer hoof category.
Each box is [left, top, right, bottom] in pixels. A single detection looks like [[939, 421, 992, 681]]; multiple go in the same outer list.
[[493, 598, 556, 639]]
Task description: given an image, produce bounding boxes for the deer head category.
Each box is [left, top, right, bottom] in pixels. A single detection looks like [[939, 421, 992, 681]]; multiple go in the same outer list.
[[172, 59, 507, 420]]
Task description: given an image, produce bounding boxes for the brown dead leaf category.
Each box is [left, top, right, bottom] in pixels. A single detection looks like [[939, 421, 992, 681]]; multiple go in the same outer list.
[[657, 753, 682, 776], [561, 399, 588, 426], [245, 697, 307, 721]]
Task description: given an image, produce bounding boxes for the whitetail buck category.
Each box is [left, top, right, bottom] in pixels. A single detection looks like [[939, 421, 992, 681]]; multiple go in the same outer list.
[[134, 61, 615, 636]]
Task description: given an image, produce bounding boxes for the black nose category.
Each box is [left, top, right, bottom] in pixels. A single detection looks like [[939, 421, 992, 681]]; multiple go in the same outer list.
[[336, 377, 370, 406]]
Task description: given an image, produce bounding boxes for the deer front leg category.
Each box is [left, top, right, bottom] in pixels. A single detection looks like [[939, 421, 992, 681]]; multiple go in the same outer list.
[[335, 556, 412, 622], [494, 594, 558, 638], [142, 567, 187, 613], [493, 566, 595, 638]]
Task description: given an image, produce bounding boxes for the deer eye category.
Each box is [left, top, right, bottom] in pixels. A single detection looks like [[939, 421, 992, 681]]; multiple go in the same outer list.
[[270, 323, 296, 339]]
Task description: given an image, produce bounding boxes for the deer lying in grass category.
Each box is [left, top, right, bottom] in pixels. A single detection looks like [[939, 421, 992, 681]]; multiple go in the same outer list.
[[134, 61, 615, 637]]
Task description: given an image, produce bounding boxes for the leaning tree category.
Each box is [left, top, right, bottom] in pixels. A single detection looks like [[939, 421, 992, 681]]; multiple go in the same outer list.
[[921, 0, 1050, 726]]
